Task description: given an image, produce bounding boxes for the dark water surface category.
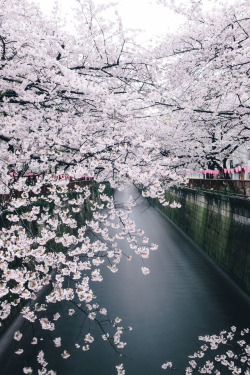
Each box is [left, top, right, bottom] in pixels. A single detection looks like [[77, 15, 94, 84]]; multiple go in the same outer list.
[[0, 186, 249, 375]]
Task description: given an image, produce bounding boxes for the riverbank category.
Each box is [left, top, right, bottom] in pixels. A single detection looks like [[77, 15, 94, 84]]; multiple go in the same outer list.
[[149, 187, 250, 294]]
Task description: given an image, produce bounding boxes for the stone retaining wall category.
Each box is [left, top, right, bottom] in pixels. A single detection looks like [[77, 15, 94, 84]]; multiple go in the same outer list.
[[151, 188, 250, 294]]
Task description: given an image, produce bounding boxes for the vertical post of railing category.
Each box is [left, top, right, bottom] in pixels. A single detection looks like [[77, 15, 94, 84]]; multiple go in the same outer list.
[[243, 180, 246, 196]]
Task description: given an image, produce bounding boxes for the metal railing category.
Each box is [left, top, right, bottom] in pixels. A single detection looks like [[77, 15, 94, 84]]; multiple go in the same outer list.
[[188, 179, 250, 197]]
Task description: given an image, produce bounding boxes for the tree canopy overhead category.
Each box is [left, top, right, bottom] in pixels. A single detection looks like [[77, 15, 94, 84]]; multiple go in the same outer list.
[[154, 0, 250, 170]]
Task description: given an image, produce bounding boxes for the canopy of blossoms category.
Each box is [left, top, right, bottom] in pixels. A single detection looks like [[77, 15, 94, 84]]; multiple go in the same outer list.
[[0, 0, 249, 374]]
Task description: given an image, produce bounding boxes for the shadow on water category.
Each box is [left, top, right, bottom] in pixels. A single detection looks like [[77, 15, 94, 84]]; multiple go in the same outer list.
[[0, 185, 249, 375]]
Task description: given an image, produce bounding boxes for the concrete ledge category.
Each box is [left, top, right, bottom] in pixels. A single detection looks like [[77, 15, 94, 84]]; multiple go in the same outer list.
[[150, 187, 250, 294]]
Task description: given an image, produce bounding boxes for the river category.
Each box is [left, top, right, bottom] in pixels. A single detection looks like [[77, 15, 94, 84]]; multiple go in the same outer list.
[[0, 186, 249, 375]]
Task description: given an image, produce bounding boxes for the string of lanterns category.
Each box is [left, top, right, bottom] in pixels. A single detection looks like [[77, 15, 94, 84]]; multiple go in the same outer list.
[[180, 166, 249, 175]]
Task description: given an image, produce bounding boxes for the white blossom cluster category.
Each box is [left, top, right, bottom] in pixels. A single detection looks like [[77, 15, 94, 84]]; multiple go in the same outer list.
[[162, 327, 250, 374]]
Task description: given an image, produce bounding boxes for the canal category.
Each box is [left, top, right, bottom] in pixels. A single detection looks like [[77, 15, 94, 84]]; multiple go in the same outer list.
[[0, 186, 250, 374]]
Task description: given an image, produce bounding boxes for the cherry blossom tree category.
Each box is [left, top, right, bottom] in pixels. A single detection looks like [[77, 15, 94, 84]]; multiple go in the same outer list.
[[152, 0, 250, 172], [0, 0, 181, 373]]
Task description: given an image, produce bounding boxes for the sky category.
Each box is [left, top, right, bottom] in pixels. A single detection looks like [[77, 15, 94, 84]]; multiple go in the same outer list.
[[35, 0, 238, 45], [35, 0, 185, 45]]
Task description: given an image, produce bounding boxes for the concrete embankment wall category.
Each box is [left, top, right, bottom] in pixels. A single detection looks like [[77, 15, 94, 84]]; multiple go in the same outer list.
[[151, 188, 250, 294]]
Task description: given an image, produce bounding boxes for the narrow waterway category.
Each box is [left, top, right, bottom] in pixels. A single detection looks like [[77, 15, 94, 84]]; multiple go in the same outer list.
[[1, 186, 250, 375]]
